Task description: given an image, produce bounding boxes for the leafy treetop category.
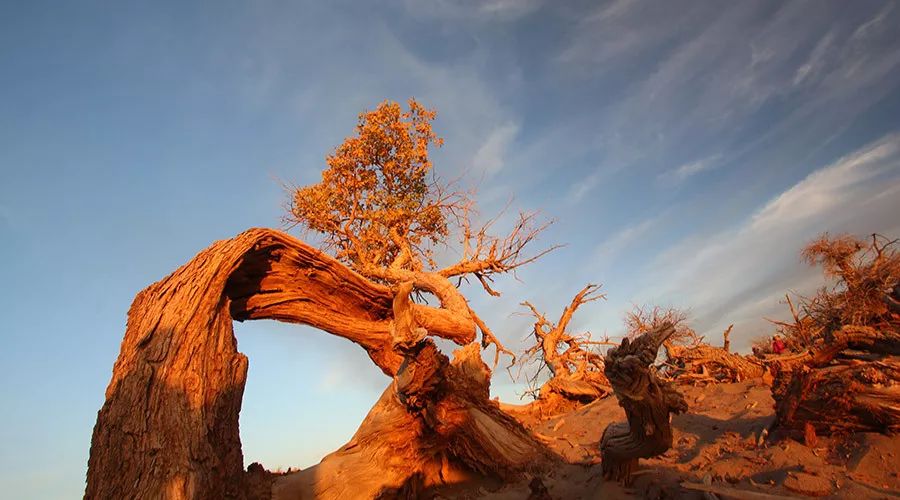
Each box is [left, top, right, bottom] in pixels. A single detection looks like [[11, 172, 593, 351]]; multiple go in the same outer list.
[[289, 99, 448, 272], [287, 98, 557, 297]]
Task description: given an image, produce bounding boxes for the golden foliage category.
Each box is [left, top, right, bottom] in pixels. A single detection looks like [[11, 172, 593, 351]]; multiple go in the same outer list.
[[288, 99, 451, 271], [286, 98, 558, 292]]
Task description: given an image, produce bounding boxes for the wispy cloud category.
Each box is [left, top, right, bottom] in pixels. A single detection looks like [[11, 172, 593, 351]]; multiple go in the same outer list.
[[636, 133, 900, 349], [399, 0, 543, 21], [593, 217, 658, 267], [554, 1, 900, 187], [657, 156, 720, 185], [567, 170, 602, 203], [472, 121, 520, 179], [478, 0, 543, 18], [557, 0, 708, 68]]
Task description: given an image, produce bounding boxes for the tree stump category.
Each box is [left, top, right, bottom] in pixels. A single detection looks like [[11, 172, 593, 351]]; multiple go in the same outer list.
[[600, 324, 688, 484]]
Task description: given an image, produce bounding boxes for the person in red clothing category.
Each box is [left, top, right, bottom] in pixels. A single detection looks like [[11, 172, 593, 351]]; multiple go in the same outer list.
[[772, 335, 785, 355]]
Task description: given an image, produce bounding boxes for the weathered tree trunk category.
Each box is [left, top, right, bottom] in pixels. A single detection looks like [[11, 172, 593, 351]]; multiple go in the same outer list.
[[772, 325, 900, 435], [86, 228, 550, 499], [541, 372, 610, 403], [723, 324, 732, 352], [600, 324, 688, 485]]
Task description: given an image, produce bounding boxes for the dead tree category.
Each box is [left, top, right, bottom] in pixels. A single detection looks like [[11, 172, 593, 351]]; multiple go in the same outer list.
[[771, 233, 900, 350], [85, 229, 552, 500], [626, 305, 763, 383], [600, 323, 687, 484], [87, 100, 565, 498], [723, 324, 732, 352], [663, 334, 766, 384], [772, 325, 900, 435], [769, 233, 900, 437], [518, 284, 612, 408]]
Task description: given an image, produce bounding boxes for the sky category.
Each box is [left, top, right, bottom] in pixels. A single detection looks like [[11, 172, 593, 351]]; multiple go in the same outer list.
[[2, 1, 900, 497]]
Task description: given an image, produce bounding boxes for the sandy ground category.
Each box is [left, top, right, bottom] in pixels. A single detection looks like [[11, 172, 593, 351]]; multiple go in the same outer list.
[[439, 379, 900, 499], [268, 379, 899, 499]]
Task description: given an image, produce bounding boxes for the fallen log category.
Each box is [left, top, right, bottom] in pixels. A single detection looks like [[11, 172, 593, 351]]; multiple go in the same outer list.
[[663, 324, 766, 383], [665, 343, 767, 383], [600, 323, 688, 484]]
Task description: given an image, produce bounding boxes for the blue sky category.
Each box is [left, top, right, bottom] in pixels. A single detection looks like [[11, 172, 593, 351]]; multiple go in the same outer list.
[[2, 1, 900, 497]]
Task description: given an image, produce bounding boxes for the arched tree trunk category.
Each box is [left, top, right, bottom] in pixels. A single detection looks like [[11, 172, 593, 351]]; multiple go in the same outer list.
[[600, 324, 688, 485], [86, 229, 550, 500]]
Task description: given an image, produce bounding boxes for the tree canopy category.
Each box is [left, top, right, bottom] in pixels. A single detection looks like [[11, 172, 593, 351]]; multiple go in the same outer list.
[[286, 98, 556, 298], [288, 99, 450, 272]]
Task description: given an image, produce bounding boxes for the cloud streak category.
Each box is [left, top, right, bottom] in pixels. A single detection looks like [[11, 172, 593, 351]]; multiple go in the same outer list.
[[636, 133, 900, 349], [657, 156, 720, 185], [472, 122, 520, 179]]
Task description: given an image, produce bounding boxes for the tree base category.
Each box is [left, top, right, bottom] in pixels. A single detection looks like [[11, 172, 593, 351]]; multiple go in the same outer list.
[[272, 343, 552, 499]]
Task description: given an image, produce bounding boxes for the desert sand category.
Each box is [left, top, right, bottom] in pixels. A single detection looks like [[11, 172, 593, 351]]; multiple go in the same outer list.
[[268, 379, 899, 499]]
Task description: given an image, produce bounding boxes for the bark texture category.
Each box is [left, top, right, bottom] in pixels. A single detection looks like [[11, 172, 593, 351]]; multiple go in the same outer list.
[[600, 324, 688, 485], [86, 228, 548, 499]]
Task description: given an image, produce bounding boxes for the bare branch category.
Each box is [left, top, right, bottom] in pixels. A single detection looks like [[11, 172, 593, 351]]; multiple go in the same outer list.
[[438, 210, 561, 295]]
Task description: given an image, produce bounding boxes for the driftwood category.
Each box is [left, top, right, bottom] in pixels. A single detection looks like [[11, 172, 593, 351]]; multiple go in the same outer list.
[[600, 323, 688, 484], [772, 325, 900, 435], [85, 229, 551, 500]]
